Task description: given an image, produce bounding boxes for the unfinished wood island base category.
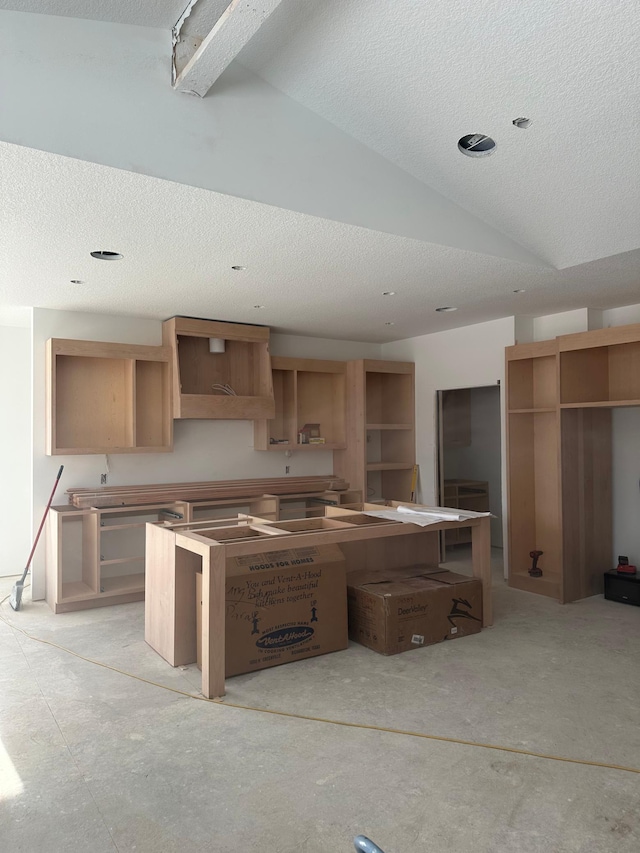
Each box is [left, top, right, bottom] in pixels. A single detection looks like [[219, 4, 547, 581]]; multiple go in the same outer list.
[[145, 505, 492, 699]]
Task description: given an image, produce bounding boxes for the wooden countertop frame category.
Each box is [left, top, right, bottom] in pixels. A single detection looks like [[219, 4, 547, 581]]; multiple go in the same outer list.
[[145, 507, 492, 699]]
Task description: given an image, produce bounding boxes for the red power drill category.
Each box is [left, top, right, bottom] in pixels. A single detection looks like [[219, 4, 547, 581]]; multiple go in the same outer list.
[[528, 550, 543, 577]]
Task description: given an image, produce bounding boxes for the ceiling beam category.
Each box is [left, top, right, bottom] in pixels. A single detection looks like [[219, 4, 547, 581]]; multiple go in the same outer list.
[[173, 0, 284, 97]]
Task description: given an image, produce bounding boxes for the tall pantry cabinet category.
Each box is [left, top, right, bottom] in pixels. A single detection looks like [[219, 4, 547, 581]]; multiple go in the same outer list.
[[505, 324, 640, 602]]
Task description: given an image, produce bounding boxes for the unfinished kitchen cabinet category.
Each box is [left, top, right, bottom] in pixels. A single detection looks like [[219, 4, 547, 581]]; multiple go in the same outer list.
[[506, 340, 563, 600], [163, 316, 274, 420], [335, 360, 415, 502], [46, 339, 172, 455], [506, 333, 616, 603], [253, 357, 346, 450], [46, 502, 187, 613]]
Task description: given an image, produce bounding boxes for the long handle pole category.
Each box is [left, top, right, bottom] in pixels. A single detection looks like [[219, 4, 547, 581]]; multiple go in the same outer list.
[[20, 465, 64, 584]]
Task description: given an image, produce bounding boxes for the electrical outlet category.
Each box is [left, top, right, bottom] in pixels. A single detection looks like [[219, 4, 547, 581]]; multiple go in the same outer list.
[[101, 474, 107, 485], [285, 465, 290, 475]]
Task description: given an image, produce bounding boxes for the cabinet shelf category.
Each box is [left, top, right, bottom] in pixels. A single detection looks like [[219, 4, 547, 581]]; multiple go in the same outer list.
[[163, 317, 274, 420], [560, 399, 640, 409], [100, 556, 144, 567], [254, 357, 346, 451], [46, 339, 172, 455], [508, 407, 556, 414], [335, 360, 415, 503], [100, 574, 145, 594], [60, 581, 97, 602], [263, 442, 346, 452], [366, 423, 413, 430], [366, 462, 414, 471]]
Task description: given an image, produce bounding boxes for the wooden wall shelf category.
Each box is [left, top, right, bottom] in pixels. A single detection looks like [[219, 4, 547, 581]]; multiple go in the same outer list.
[[504, 325, 640, 603], [163, 317, 274, 420], [46, 339, 172, 455], [254, 357, 346, 451], [335, 360, 416, 502]]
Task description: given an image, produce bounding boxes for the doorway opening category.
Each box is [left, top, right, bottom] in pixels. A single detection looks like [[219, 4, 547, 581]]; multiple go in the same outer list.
[[436, 385, 502, 561]]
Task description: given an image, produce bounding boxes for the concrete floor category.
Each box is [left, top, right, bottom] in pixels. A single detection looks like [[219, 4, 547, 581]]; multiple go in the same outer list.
[[1, 549, 639, 853]]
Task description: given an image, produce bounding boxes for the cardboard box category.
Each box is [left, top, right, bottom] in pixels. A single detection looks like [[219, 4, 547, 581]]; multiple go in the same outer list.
[[347, 565, 482, 655], [197, 544, 348, 676]]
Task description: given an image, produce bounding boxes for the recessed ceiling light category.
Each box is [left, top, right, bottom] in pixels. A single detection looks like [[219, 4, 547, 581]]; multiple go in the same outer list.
[[512, 117, 532, 129], [385, 322, 395, 326], [90, 250, 123, 260], [513, 289, 526, 293], [70, 280, 84, 285], [231, 265, 246, 271], [253, 304, 265, 309], [382, 291, 395, 296], [435, 306, 457, 312], [458, 134, 496, 157]]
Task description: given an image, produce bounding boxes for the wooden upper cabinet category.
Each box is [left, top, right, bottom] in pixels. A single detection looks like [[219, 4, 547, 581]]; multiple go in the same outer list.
[[253, 357, 347, 451], [46, 338, 172, 455], [162, 317, 275, 420]]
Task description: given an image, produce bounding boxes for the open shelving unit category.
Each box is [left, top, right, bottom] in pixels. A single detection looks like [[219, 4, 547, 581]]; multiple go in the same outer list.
[[504, 325, 640, 603], [46, 339, 172, 455], [163, 316, 274, 420], [253, 357, 346, 451], [46, 502, 187, 612], [335, 359, 415, 502]]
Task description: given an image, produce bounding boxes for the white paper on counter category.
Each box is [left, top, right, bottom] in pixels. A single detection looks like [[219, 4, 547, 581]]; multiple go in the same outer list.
[[362, 504, 493, 527]]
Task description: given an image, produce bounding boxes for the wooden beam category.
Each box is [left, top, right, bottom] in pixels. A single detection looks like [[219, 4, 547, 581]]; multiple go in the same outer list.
[[173, 0, 285, 97]]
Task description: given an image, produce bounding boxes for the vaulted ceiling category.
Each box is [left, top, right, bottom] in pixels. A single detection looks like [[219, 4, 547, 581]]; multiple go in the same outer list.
[[1, 1, 639, 340]]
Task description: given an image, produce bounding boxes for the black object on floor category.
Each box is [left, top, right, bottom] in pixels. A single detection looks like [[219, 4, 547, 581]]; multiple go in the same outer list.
[[604, 569, 640, 606]]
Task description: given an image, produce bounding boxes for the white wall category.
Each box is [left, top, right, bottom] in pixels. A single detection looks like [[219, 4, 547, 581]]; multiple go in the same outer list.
[[603, 303, 640, 327], [444, 386, 503, 547], [382, 317, 515, 561], [0, 324, 32, 576], [31, 308, 380, 598]]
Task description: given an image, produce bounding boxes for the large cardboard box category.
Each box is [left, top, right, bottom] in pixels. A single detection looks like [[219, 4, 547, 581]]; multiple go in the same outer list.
[[197, 544, 348, 676], [347, 565, 482, 655]]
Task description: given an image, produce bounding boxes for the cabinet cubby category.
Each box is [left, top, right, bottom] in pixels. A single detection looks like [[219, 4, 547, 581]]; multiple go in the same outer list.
[[254, 357, 346, 451]]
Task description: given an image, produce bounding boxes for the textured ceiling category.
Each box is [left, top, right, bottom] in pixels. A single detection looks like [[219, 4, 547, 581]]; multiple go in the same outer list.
[[2, 143, 639, 343], [0, 0, 185, 28], [1, 2, 639, 341], [239, 0, 640, 269]]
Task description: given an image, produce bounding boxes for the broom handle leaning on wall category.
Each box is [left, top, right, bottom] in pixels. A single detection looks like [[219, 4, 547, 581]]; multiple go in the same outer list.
[[22, 465, 64, 580]]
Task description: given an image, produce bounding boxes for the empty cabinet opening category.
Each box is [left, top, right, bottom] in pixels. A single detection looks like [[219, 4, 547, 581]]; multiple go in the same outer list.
[[56, 355, 133, 450], [60, 513, 98, 600], [366, 372, 413, 425], [508, 411, 560, 592], [508, 356, 557, 410], [176, 336, 257, 397], [296, 371, 346, 446], [366, 468, 414, 503], [136, 360, 169, 447], [270, 517, 354, 532], [560, 343, 640, 405], [199, 526, 270, 542]]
